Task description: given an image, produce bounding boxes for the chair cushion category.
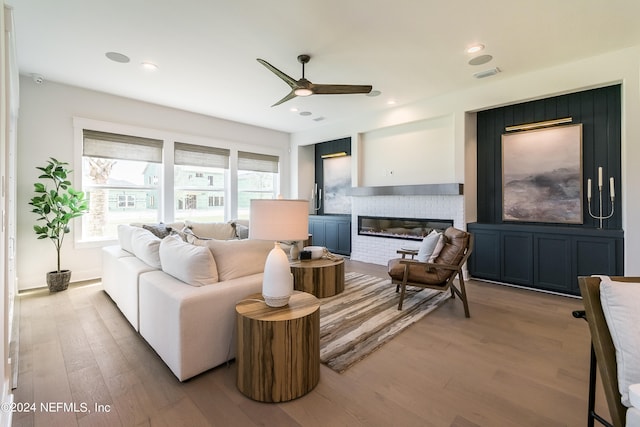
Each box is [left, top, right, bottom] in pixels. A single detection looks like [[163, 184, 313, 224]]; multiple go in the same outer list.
[[435, 227, 469, 267], [600, 278, 640, 407], [388, 259, 450, 286]]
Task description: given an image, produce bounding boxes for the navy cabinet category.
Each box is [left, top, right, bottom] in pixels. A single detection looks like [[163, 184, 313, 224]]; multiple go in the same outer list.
[[467, 223, 624, 295], [308, 215, 351, 256]]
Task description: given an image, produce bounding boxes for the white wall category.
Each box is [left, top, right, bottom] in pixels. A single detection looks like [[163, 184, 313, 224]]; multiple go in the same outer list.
[[359, 114, 455, 186], [17, 78, 289, 290], [291, 45, 640, 275]]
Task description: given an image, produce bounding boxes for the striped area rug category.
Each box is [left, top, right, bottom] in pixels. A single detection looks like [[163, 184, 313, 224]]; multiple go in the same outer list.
[[319, 271, 451, 373]]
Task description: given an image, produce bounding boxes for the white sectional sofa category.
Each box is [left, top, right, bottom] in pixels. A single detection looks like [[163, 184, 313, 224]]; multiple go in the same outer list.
[[102, 221, 272, 381]]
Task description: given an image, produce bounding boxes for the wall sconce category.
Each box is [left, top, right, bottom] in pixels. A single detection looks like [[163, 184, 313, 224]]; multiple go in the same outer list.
[[321, 151, 347, 159]]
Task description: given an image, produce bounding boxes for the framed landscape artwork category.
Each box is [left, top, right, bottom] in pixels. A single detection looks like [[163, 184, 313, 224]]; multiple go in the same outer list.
[[502, 123, 583, 224], [323, 155, 352, 214]]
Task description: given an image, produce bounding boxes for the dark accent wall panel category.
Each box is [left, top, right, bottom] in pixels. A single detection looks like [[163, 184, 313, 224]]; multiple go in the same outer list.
[[477, 85, 621, 230]]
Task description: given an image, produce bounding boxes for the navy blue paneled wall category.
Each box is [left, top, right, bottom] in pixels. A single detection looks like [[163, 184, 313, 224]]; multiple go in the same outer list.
[[476, 84, 621, 230]]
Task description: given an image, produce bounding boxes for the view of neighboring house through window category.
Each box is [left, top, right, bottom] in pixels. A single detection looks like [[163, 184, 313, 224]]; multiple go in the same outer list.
[[81, 130, 163, 241], [237, 151, 279, 220], [174, 142, 229, 222]]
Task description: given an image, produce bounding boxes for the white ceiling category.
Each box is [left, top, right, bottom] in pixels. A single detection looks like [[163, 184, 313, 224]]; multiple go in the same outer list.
[[9, 0, 640, 133]]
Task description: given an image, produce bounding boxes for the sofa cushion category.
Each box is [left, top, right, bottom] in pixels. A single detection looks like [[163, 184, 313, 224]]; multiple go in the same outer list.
[[130, 227, 162, 268], [600, 278, 640, 407], [184, 220, 237, 240], [159, 235, 218, 286], [199, 239, 273, 281], [118, 224, 138, 253]]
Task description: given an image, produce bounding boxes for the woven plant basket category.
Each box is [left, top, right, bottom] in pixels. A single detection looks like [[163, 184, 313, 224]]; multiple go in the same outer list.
[[46, 270, 71, 292]]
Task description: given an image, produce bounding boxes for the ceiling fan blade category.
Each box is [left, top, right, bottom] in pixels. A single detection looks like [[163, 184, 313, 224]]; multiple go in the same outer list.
[[257, 58, 298, 89], [271, 90, 297, 107], [312, 84, 373, 95]]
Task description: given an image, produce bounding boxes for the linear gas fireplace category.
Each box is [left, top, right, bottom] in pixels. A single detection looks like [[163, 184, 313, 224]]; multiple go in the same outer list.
[[358, 216, 454, 241]]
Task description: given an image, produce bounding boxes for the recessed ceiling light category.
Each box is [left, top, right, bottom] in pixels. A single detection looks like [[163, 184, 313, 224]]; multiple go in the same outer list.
[[366, 90, 382, 97], [299, 111, 312, 116], [387, 100, 396, 105], [141, 62, 158, 71], [290, 107, 299, 112], [466, 44, 485, 54], [105, 51, 130, 63], [468, 54, 493, 66]]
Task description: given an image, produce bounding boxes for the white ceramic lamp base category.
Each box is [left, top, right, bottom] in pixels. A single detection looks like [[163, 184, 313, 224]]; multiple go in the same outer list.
[[262, 242, 294, 307]]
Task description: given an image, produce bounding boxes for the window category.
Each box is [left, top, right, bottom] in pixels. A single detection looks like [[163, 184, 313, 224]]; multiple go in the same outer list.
[[117, 194, 136, 208], [81, 130, 163, 241], [174, 142, 229, 222], [237, 151, 279, 220]]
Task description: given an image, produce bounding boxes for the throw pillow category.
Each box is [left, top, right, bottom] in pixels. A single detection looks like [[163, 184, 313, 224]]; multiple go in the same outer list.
[[142, 223, 172, 239], [600, 278, 640, 407], [428, 233, 446, 262], [184, 220, 237, 240], [416, 230, 441, 262], [130, 227, 162, 269], [199, 239, 273, 281], [159, 235, 218, 286]]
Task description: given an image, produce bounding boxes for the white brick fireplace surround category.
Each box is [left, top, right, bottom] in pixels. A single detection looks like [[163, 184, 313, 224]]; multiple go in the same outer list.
[[350, 194, 465, 266]]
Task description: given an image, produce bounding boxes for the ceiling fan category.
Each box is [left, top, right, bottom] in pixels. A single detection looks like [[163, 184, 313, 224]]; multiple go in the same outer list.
[[257, 54, 373, 107]]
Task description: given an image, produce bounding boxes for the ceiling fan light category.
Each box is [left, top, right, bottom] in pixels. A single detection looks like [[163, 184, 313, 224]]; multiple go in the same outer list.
[[294, 88, 313, 97]]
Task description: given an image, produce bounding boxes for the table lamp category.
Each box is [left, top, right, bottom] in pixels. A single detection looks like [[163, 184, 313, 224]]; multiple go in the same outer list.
[[249, 198, 309, 307]]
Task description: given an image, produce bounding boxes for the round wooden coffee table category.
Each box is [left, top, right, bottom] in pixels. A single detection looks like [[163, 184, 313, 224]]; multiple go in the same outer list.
[[235, 291, 320, 402], [289, 258, 345, 298]]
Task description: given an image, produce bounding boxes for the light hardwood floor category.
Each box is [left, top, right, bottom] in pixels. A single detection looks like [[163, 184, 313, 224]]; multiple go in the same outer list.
[[12, 260, 608, 427]]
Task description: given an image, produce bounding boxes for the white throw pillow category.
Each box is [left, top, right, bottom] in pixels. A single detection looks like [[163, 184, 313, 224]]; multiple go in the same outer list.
[[184, 220, 236, 240], [130, 227, 162, 269], [200, 239, 273, 281], [117, 224, 137, 253], [416, 230, 441, 262], [159, 235, 218, 286], [600, 278, 640, 407], [428, 233, 446, 262]]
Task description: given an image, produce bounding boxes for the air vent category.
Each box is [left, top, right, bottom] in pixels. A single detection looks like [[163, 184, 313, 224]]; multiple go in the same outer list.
[[473, 67, 501, 79]]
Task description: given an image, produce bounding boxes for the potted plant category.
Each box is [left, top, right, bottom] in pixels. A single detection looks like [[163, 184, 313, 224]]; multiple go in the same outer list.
[[29, 157, 89, 292]]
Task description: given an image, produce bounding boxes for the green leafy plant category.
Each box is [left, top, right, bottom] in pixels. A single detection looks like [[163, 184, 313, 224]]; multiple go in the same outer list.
[[29, 157, 89, 273]]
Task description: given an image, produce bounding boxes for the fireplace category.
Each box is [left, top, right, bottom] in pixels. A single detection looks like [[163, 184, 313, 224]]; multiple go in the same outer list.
[[357, 216, 453, 241]]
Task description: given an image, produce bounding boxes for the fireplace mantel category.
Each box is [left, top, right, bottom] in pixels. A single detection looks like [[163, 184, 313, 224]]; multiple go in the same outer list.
[[348, 183, 463, 197]]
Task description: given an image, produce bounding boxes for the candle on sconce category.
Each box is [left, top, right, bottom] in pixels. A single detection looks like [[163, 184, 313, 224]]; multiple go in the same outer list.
[[598, 167, 603, 188], [587, 179, 592, 199], [610, 177, 615, 199]]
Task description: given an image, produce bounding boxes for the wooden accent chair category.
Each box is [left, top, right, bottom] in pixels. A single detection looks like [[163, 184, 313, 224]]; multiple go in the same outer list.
[[577, 276, 640, 427], [387, 227, 473, 317]]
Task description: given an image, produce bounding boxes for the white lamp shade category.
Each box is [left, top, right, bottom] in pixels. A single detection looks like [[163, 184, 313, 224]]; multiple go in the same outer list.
[[249, 199, 309, 241]]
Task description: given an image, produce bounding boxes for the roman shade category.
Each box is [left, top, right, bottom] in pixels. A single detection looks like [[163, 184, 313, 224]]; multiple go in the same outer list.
[[83, 130, 163, 163], [238, 151, 279, 173], [174, 142, 230, 169]]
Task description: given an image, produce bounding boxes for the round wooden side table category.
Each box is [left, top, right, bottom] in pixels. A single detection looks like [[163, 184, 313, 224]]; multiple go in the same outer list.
[[235, 291, 320, 402], [289, 258, 345, 298]]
